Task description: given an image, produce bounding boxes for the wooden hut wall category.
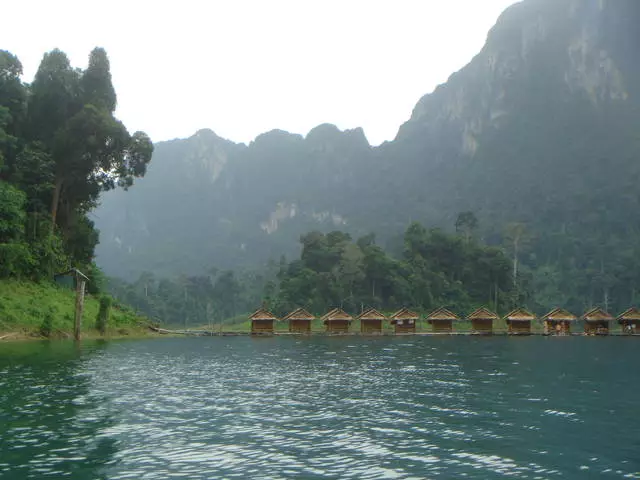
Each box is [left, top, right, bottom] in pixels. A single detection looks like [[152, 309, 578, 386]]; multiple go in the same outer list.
[[394, 319, 416, 334], [326, 320, 350, 333], [361, 319, 383, 334], [472, 318, 493, 334], [289, 319, 311, 333], [508, 320, 531, 334], [251, 319, 274, 334], [584, 321, 609, 335], [620, 319, 640, 334], [544, 320, 571, 335], [430, 319, 453, 333]]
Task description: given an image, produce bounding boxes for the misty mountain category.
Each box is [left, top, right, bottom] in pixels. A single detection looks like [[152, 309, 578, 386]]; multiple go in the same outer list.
[[95, 0, 640, 298]]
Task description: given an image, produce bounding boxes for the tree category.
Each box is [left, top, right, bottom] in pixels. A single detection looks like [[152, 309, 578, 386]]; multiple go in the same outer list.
[[0, 181, 33, 277], [0, 50, 27, 177], [504, 222, 530, 289], [455, 211, 478, 243], [27, 48, 153, 230]]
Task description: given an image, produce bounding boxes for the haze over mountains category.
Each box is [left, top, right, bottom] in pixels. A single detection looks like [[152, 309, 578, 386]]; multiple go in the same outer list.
[[95, 0, 640, 306]]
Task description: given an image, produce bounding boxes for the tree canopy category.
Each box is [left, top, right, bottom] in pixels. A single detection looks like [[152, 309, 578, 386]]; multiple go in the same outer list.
[[0, 47, 153, 285]]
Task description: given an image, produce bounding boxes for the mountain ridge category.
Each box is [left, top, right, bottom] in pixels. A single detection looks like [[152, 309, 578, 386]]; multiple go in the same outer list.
[[94, 0, 640, 316]]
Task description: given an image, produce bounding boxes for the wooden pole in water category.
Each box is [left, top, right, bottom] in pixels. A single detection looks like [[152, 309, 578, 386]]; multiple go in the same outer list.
[[74, 276, 85, 341], [72, 268, 89, 341]]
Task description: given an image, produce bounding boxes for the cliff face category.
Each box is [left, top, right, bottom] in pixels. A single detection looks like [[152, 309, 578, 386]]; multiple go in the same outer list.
[[94, 0, 640, 279], [398, 0, 634, 149]]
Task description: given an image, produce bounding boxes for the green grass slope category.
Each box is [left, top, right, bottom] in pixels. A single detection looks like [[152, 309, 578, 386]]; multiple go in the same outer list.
[[0, 280, 151, 339]]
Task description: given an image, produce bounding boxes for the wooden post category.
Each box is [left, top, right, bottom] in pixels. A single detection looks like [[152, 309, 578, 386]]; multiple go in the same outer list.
[[74, 276, 86, 341]]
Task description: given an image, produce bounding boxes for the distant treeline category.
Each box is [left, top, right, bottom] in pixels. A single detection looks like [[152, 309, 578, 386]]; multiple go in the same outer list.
[[111, 216, 518, 326]]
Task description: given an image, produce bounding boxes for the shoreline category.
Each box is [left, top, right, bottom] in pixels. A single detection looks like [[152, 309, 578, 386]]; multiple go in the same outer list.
[[2, 326, 637, 343], [0, 327, 163, 343]]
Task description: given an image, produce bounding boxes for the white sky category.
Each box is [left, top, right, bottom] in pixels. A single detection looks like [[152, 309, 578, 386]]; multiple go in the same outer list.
[[2, 0, 518, 146]]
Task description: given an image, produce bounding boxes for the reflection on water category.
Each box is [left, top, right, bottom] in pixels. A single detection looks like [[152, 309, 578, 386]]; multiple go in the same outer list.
[[1, 337, 639, 479], [0, 341, 116, 479]]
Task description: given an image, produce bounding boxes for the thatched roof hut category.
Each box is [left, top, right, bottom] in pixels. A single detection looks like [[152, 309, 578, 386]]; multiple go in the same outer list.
[[467, 307, 499, 334], [504, 307, 536, 334], [356, 308, 386, 334], [426, 307, 458, 333], [541, 307, 576, 335], [427, 307, 459, 321], [283, 307, 315, 334], [249, 308, 279, 334], [321, 308, 353, 333], [582, 306, 613, 322], [582, 307, 613, 335], [542, 307, 577, 322], [617, 307, 640, 322], [283, 307, 314, 321], [390, 308, 419, 333], [617, 307, 640, 334]]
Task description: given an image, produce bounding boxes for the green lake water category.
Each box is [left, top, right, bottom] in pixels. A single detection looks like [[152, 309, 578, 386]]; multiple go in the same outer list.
[[1, 337, 639, 479]]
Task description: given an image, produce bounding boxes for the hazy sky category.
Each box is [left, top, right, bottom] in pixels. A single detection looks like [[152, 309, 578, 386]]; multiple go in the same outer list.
[[3, 0, 518, 146]]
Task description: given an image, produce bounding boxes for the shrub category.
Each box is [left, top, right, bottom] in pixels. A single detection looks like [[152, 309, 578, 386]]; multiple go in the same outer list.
[[40, 311, 53, 338], [95, 295, 112, 335]]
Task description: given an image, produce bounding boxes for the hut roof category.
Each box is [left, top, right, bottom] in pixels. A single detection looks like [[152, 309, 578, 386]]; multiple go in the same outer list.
[[390, 307, 419, 320], [282, 307, 315, 321], [582, 306, 613, 322], [542, 307, 577, 322], [426, 307, 459, 321], [504, 307, 536, 322], [617, 307, 640, 322], [467, 307, 499, 320], [249, 308, 278, 321], [321, 308, 353, 322], [356, 308, 387, 321]]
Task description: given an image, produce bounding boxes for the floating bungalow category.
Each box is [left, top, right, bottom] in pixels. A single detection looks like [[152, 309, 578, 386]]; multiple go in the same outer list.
[[426, 307, 458, 333], [283, 307, 315, 334], [356, 308, 386, 334], [249, 308, 279, 334], [582, 307, 613, 335], [504, 307, 536, 335], [321, 308, 353, 333], [617, 307, 640, 335], [390, 308, 419, 334], [541, 307, 577, 335], [467, 307, 499, 334]]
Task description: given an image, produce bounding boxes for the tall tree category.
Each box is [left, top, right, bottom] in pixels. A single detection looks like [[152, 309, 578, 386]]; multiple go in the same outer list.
[[504, 222, 530, 289], [455, 211, 478, 243], [0, 50, 27, 176], [27, 49, 153, 230]]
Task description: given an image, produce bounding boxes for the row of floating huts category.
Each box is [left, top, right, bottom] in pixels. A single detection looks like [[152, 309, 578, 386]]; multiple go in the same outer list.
[[248, 306, 640, 336]]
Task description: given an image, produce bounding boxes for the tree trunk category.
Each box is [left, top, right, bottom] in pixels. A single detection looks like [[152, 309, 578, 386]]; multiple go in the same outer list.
[[50, 176, 63, 230], [512, 240, 519, 288]]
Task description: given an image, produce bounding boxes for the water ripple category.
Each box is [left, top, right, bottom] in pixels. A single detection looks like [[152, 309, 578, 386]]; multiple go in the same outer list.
[[1, 337, 639, 479]]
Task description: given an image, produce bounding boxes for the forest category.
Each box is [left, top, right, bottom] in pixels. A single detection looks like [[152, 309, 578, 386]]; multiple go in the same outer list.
[[0, 48, 152, 291], [108, 214, 520, 327], [3, 41, 640, 331]]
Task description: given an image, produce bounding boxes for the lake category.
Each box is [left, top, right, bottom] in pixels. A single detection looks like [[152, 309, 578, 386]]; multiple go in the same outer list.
[[1, 337, 639, 479]]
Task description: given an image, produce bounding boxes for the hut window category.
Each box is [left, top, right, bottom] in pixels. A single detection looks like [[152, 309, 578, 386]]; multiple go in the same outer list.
[[398, 320, 404, 325], [409, 320, 415, 324]]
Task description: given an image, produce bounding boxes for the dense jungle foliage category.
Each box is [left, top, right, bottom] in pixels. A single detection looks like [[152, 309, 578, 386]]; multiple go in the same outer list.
[[0, 47, 152, 289], [108, 214, 522, 328]]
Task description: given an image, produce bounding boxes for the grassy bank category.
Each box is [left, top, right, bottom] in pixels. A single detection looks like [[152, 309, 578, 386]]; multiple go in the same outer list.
[[0, 279, 152, 340]]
